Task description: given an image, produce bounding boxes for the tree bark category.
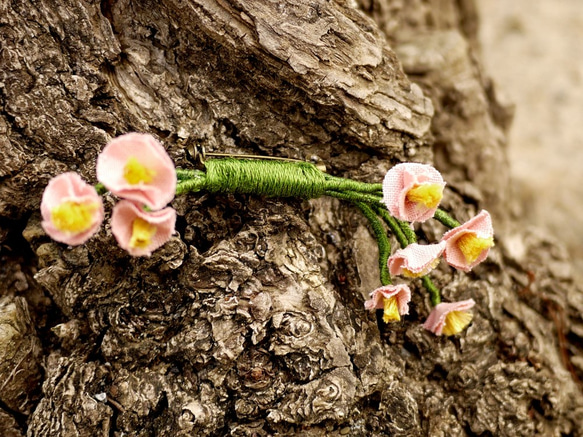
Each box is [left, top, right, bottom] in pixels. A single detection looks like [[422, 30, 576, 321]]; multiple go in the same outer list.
[[0, 0, 582, 436]]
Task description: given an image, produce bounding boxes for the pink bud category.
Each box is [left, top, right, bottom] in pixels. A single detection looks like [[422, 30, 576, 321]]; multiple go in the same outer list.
[[423, 299, 475, 336], [441, 210, 494, 272], [388, 242, 446, 277], [382, 163, 445, 222], [96, 133, 176, 210], [41, 172, 104, 245], [111, 200, 176, 256]]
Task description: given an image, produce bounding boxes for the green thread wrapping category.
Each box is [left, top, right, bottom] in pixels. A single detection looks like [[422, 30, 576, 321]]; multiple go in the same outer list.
[[355, 202, 391, 286], [199, 159, 328, 198], [324, 175, 383, 195], [422, 276, 441, 306], [176, 160, 386, 202], [324, 190, 385, 205], [397, 219, 417, 245], [434, 209, 460, 228], [374, 206, 408, 248], [95, 182, 107, 196]]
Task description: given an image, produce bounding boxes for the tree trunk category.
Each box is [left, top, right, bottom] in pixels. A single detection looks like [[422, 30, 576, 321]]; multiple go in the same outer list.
[[1, 0, 582, 436]]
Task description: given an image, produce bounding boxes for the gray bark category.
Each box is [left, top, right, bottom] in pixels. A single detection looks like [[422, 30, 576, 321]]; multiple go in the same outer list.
[[0, 0, 582, 435]]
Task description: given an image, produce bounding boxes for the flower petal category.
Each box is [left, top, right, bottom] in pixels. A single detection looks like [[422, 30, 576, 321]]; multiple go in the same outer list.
[[382, 163, 445, 223], [388, 242, 446, 277], [97, 133, 176, 210], [111, 200, 176, 256], [441, 210, 494, 272], [364, 284, 412, 319], [41, 172, 104, 245], [423, 299, 475, 336]]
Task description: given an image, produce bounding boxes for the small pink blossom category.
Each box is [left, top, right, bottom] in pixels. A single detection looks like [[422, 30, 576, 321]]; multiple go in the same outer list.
[[423, 299, 475, 336], [382, 163, 445, 222], [111, 200, 176, 256], [96, 133, 176, 210], [364, 284, 411, 323], [441, 210, 494, 272], [388, 242, 446, 278], [41, 172, 104, 245]]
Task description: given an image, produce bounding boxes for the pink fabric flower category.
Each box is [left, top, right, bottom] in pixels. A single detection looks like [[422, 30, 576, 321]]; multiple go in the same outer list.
[[96, 133, 176, 210], [364, 284, 411, 323], [423, 299, 475, 336], [388, 242, 446, 278], [441, 210, 494, 272], [382, 163, 445, 222], [111, 200, 176, 256], [41, 172, 104, 245]]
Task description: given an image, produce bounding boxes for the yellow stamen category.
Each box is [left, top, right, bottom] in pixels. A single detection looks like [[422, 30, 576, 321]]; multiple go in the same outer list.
[[129, 218, 157, 249], [123, 157, 156, 185], [406, 183, 443, 209], [51, 201, 98, 233], [403, 258, 441, 278], [382, 296, 401, 323], [442, 310, 473, 336], [456, 233, 494, 263]]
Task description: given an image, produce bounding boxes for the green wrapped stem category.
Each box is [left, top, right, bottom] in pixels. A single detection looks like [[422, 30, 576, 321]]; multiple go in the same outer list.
[[422, 276, 441, 306], [434, 209, 461, 228], [355, 202, 391, 286], [176, 159, 385, 201]]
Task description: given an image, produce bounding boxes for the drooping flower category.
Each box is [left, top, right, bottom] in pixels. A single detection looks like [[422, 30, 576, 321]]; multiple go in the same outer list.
[[441, 210, 494, 272], [382, 163, 445, 223], [364, 284, 411, 323], [41, 172, 104, 245], [111, 200, 176, 256], [96, 133, 176, 211], [388, 242, 446, 278], [423, 299, 475, 336]]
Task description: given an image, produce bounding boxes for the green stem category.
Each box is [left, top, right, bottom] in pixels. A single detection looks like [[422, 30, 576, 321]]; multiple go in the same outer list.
[[354, 202, 391, 286], [177, 159, 387, 201], [434, 209, 460, 228], [324, 174, 383, 195], [324, 189, 384, 205], [377, 208, 443, 306], [95, 183, 108, 195], [396, 219, 417, 245], [374, 206, 408, 248], [422, 276, 441, 306]]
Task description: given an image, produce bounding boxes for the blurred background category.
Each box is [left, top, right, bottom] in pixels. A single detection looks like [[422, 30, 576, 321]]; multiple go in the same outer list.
[[479, 0, 583, 276]]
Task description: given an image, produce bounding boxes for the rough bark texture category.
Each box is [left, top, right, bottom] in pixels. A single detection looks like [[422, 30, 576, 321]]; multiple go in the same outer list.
[[1, 0, 582, 436]]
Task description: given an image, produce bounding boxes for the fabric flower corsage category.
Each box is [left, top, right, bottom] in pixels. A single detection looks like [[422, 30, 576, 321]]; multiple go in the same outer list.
[[441, 210, 494, 272], [382, 163, 445, 223], [96, 132, 176, 210], [111, 200, 176, 257], [388, 242, 446, 278], [364, 284, 412, 323], [40, 172, 104, 245], [423, 299, 475, 336], [39, 131, 494, 337]]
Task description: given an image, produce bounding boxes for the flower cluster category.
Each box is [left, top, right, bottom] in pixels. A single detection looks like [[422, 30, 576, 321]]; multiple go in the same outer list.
[[41, 134, 493, 336], [365, 163, 494, 336], [41, 133, 177, 256]]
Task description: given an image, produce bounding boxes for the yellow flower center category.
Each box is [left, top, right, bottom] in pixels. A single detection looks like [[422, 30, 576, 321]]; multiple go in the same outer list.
[[456, 233, 494, 263], [406, 183, 443, 209], [123, 157, 156, 185], [441, 310, 473, 336], [403, 258, 441, 278], [129, 218, 157, 249], [51, 201, 98, 233], [382, 296, 401, 323]]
